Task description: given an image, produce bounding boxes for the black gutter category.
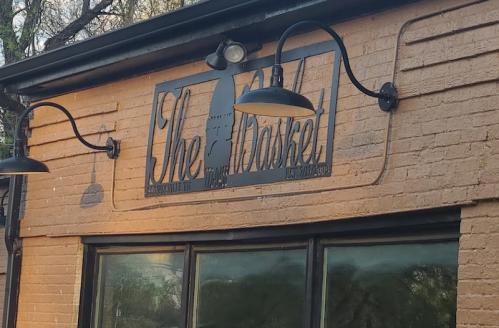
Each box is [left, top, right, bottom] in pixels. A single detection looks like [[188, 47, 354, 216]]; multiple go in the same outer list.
[[0, 0, 298, 84], [2, 176, 23, 328]]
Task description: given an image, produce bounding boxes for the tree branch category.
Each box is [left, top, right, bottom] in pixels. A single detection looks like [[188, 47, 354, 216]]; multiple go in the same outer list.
[[82, 0, 91, 13], [19, 0, 43, 53], [97, 11, 123, 16], [0, 86, 26, 115], [12, 6, 26, 18], [0, 0, 21, 63], [44, 0, 114, 51]]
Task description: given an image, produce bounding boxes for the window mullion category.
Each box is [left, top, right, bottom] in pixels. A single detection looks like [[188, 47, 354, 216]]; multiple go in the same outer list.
[[304, 237, 318, 328], [181, 243, 192, 328], [314, 240, 325, 328]]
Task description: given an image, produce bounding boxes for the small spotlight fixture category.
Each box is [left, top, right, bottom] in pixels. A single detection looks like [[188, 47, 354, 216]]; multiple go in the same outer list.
[[206, 42, 227, 71], [0, 102, 120, 175], [234, 21, 398, 117], [206, 40, 247, 70]]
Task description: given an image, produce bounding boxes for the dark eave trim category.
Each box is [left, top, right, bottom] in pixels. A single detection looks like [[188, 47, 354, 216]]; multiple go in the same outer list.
[[0, 0, 274, 82]]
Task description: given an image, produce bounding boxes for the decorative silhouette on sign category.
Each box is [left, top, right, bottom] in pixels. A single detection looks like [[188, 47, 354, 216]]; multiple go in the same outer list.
[[204, 75, 235, 189]]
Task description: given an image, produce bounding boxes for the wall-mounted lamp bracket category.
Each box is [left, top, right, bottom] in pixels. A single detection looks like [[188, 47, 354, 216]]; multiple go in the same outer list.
[[106, 137, 120, 159], [379, 82, 398, 112]]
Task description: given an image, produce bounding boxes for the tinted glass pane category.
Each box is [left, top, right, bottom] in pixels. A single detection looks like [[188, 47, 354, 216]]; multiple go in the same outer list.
[[94, 252, 184, 328], [322, 242, 458, 328], [193, 248, 307, 328]]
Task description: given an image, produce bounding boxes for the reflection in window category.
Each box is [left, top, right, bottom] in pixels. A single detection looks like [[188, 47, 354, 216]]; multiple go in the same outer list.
[[322, 242, 459, 328], [94, 252, 184, 328], [193, 248, 307, 328]]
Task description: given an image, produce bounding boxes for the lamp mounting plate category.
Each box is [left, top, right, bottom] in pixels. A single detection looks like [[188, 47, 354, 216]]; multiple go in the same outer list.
[[106, 137, 120, 159], [378, 82, 398, 112]]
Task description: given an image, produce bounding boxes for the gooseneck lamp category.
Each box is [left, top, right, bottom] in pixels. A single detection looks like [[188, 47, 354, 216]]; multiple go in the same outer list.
[[234, 21, 398, 117], [0, 102, 120, 175]]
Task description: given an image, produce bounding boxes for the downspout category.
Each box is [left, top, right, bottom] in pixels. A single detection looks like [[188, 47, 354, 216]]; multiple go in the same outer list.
[[2, 175, 23, 328]]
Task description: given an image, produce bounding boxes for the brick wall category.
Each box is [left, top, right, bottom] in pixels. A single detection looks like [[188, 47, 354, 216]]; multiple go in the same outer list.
[[16, 237, 82, 328], [12, 0, 499, 327], [458, 201, 499, 328], [20, 0, 499, 239]]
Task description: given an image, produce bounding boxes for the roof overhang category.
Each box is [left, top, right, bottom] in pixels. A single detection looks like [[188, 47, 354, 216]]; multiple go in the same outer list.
[[0, 0, 420, 100]]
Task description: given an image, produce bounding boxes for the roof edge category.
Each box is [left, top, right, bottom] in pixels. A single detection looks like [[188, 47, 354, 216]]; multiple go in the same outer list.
[[0, 0, 419, 99]]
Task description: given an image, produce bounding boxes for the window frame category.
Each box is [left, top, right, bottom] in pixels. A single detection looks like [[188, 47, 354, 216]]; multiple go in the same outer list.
[[78, 206, 461, 328], [91, 246, 187, 328]]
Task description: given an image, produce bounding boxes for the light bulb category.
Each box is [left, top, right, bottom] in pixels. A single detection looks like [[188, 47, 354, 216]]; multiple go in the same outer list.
[[224, 42, 247, 64]]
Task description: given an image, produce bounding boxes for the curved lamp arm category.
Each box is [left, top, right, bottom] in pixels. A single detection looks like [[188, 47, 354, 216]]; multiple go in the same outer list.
[[14, 101, 119, 159], [275, 21, 388, 100], [1, 189, 8, 207], [0, 189, 8, 218], [234, 20, 398, 116]]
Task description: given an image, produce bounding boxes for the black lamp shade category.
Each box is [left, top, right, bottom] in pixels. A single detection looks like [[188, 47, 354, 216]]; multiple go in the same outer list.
[[234, 87, 315, 117], [0, 156, 50, 175]]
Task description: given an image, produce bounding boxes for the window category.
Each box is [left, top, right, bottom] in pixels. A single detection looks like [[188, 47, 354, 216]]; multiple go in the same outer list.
[[192, 247, 308, 328], [81, 210, 460, 328], [322, 242, 458, 328], [93, 249, 185, 328]]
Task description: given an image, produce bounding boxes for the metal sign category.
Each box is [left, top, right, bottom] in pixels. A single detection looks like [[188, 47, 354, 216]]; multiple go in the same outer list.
[[145, 40, 341, 197]]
